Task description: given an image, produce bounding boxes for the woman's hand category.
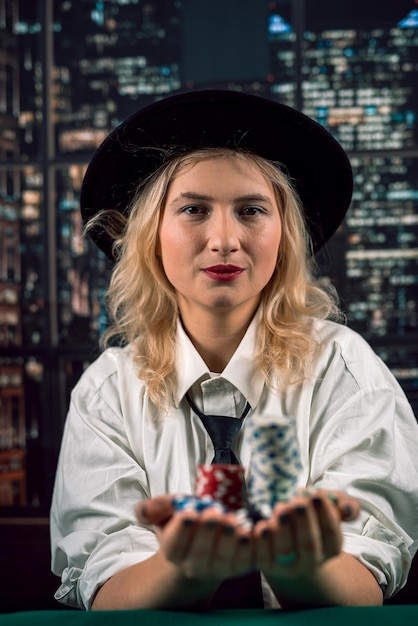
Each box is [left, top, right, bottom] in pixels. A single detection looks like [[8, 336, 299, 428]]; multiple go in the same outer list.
[[252, 489, 359, 578], [135, 489, 359, 585], [249, 490, 382, 608], [136, 496, 254, 584], [95, 490, 375, 610]]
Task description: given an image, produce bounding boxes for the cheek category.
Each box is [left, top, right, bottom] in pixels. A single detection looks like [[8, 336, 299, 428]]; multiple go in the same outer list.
[[158, 226, 198, 280], [159, 222, 179, 259], [256, 228, 281, 263], [252, 232, 281, 285], [161, 221, 202, 255], [270, 223, 282, 259]]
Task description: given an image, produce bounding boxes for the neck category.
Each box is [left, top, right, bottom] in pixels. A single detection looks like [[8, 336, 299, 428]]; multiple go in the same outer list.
[[179, 306, 257, 372]]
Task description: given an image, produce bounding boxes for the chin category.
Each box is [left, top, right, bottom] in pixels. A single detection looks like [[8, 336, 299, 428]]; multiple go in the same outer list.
[[208, 297, 240, 310]]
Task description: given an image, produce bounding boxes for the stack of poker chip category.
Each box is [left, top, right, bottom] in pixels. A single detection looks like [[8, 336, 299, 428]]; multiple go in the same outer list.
[[246, 415, 302, 518], [194, 464, 246, 511], [172, 464, 252, 529], [173, 416, 301, 524]]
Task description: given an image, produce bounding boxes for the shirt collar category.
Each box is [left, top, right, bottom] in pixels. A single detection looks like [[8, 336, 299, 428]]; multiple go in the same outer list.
[[174, 315, 265, 409]]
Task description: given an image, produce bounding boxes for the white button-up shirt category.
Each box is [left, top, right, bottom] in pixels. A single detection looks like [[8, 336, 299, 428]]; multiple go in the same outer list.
[[50, 317, 418, 609]]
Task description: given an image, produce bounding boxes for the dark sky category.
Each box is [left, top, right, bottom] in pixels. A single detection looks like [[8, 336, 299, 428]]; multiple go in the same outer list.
[[182, 0, 269, 86], [304, 0, 417, 29], [182, 0, 417, 86]]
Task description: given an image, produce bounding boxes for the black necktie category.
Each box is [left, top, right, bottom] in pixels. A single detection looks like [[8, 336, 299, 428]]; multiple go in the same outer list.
[[186, 392, 264, 609], [185, 392, 250, 464]]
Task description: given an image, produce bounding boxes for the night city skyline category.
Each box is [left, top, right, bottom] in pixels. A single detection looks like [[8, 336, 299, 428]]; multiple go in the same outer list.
[[0, 0, 417, 509]]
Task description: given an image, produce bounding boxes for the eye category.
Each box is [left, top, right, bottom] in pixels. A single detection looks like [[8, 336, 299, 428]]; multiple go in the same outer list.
[[181, 204, 208, 216], [240, 205, 265, 217]]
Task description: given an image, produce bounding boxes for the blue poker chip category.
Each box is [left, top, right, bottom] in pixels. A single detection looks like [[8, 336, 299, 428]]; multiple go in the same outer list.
[[172, 494, 226, 513]]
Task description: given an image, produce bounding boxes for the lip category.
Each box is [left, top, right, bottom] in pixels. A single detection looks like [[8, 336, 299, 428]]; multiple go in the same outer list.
[[202, 264, 245, 282]]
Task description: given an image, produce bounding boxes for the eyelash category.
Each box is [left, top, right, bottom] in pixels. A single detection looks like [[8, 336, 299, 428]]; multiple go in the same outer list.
[[241, 206, 265, 216], [181, 205, 266, 217], [181, 205, 206, 215]]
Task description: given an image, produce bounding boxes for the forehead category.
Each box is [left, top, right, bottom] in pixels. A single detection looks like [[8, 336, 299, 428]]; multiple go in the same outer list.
[[167, 154, 275, 193]]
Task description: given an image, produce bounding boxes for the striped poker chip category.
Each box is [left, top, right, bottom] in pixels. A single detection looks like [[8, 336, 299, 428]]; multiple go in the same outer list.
[[172, 494, 225, 513], [246, 415, 302, 518], [194, 463, 246, 511]]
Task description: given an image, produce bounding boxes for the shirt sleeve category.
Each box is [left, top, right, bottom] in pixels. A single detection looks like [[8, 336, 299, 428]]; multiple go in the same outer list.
[[50, 358, 159, 610], [308, 330, 418, 598]]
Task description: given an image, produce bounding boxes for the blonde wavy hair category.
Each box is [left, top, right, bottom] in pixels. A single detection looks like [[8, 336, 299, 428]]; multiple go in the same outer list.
[[87, 147, 342, 408]]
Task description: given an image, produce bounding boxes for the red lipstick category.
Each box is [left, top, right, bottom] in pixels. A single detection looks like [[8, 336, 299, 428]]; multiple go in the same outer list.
[[202, 264, 245, 282]]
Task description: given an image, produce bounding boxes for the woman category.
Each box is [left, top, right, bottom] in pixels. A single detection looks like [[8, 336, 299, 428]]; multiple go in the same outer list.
[[50, 90, 418, 611]]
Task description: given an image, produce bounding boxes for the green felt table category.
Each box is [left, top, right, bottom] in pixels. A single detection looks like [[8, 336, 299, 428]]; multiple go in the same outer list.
[[1, 607, 418, 626]]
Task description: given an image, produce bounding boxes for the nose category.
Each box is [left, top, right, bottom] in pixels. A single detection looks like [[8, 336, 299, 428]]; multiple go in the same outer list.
[[208, 211, 240, 255]]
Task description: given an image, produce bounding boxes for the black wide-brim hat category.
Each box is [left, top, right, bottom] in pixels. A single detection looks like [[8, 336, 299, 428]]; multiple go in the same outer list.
[[81, 89, 353, 259]]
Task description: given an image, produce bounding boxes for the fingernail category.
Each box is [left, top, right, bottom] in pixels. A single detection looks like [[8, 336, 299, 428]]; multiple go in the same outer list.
[[139, 504, 148, 519], [279, 512, 289, 524], [183, 518, 194, 528], [295, 505, 306, 516], [239, 536, 250, 545], [205, 519, 218, 529], [343, 504, 354, 519], [312, 496, 322, 507], [223, 524, 235, 535], [261, 527, 271, 538]]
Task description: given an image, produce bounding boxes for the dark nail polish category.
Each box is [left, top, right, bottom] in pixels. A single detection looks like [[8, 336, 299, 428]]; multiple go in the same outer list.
[[223, 524, 234, 535], [261, 527, 271, 538], [205, 519, 218, 529], [343, 504, 353, 519], [296, 505, 306, 516], [183, 518, 194, 528], [312, 496, 322, 507], [279, 512, 289, 524]]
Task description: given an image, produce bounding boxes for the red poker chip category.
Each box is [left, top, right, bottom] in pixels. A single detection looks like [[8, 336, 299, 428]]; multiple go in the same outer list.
[[195, 464, 246, 511]]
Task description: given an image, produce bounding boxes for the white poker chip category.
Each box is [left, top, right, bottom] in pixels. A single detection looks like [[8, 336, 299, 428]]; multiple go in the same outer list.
[[246, 415, 302, 517]]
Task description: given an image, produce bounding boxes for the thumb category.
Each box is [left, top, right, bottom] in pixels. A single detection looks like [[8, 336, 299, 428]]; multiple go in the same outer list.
[[135, 495, 175, 527]]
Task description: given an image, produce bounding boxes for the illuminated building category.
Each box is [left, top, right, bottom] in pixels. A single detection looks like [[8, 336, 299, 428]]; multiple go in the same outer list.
[[0, 0, 417, 509], [268, 1, 418, 409]]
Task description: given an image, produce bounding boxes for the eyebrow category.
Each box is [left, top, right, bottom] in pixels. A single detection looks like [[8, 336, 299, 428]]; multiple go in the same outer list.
[[170, 192, 273, 204]]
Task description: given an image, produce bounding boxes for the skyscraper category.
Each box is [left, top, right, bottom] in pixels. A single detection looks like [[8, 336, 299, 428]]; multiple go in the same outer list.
[[0, 0, 417, 509], [268, 1, 418, 410]]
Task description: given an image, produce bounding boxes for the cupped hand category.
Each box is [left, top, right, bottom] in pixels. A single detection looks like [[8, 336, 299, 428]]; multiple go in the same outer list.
[[253, 489, 360, 578], [135, 488, 360, 583], [136, 496, 254, 583]]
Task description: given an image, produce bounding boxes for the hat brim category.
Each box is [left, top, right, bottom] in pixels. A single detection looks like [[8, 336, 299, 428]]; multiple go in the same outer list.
[[81, 89, 353, 259]]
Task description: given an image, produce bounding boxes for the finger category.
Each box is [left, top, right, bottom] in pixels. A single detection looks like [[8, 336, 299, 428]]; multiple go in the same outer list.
[[135, 495, 174, 526], [190, 508, 225, 572], [234, 531, 254, 573], [335, 493, 360, 522], [290, 499, 324, 565], [208, 514, 241, 576], [313, 489, 360, 522], [253, 520, 274, 570], [268, 504, 298, 572], [170, 506, 235, 579], [311, 493, 343, 558], [230, 510, 255, 572], [159, 509, 199, 565]]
